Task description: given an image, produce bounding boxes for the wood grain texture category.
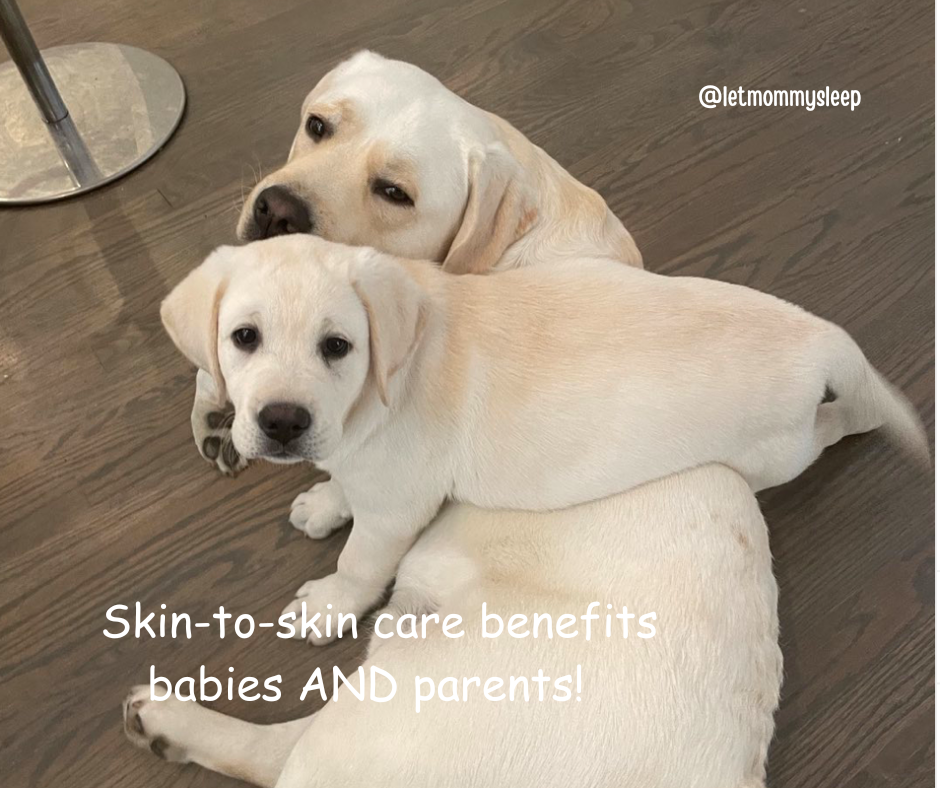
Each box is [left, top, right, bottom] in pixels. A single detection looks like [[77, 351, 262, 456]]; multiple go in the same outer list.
[[0, 0, 932, 786]]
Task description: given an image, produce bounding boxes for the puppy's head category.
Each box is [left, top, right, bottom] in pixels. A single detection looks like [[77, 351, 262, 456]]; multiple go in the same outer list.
[[237, 50, 536, 275], [161, 236, 428, 464]]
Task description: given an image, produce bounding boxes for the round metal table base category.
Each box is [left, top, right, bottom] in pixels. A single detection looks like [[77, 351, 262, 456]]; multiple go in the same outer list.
[[0, 43, 185, 205]]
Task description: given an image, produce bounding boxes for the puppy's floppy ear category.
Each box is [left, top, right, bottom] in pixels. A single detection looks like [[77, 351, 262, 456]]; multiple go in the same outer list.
[[351, 251, 429, 407], [442, 142, 537, 275], [160, 246, 238, 406]]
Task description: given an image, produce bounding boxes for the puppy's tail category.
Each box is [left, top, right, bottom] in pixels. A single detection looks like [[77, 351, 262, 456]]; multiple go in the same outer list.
[[823, 326, 930, 469]]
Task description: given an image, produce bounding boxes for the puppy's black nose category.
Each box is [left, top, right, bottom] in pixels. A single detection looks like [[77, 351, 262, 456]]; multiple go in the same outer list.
[[258, 403, 312, 445], [253, 186, 312, 238]]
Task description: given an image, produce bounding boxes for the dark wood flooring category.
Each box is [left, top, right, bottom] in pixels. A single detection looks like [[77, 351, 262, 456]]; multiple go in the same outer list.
[[0, 0, 933, 786]]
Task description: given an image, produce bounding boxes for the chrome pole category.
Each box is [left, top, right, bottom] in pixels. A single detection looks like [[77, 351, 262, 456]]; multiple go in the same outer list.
[[0, 0, 68, 123]]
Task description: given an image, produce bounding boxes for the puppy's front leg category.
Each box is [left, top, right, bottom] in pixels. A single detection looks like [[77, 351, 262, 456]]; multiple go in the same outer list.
[[282, 500, 441, 646]]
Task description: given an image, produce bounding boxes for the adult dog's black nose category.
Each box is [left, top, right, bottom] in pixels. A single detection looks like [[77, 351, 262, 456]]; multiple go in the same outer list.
[[253, 186, 312, 238], [258, 403, 312, 445]]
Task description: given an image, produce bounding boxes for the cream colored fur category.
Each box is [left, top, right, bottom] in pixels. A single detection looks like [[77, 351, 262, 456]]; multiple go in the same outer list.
[[125, 465, 781, 788], [159, 236, 926, 642]]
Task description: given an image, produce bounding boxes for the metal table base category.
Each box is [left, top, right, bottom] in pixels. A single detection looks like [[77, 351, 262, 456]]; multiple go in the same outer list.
[[0, 0, 185, 205]]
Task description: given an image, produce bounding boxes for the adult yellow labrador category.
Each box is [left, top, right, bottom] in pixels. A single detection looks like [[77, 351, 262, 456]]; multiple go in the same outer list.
[[124, 466, 780, 788]]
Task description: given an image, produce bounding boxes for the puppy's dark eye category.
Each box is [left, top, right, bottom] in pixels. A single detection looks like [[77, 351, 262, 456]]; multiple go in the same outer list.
[[232, 326, 259, 350], [373, 180, 414, 206], [305, 114, 329, 140], [320, 336, 350, 360]]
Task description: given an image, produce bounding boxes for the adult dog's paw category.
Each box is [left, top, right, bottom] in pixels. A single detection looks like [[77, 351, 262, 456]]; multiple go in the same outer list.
[[122, 686, 190, 763]]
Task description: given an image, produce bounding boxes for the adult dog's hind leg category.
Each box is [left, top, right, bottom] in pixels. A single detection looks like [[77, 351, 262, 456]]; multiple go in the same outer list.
[[123, 686, 313, 787]]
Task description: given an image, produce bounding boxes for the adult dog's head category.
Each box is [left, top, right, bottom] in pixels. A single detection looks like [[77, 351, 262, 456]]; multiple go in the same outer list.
[[237, 51, 640, 274], [162, 236, 428, 464]]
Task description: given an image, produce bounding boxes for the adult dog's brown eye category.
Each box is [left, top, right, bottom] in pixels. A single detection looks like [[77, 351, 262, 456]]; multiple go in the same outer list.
[[305, 114, 329, 140], [320, 336, 350, 360], [373, 180, 414, 206], [232, 327, 259, 350]]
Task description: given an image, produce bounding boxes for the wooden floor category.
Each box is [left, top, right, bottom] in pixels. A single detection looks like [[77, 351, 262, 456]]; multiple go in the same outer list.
[[0, 0, 933, 786]]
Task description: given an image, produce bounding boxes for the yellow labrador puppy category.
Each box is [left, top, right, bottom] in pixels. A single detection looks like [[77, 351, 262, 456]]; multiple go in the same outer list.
[[194, 50, 641, 474], [160, 236, 926, 640]]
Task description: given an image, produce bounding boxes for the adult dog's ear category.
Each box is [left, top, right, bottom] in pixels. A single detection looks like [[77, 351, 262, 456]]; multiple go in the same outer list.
[[160, 246, 238, 406], [351, 251, 429, 407], [581, 188, 643, 269], [442, 143, 537, 275], [603, 212, 643, 269]]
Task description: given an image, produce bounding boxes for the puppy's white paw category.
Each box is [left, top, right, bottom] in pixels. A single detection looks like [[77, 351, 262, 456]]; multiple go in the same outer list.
[[280, 596, 312, 641], [192, 369, 248, 477], [280, 591, 339, 646], [289, 479, 351, 539], [122, 686, 191, 763], [280, 575, 370, 646]]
